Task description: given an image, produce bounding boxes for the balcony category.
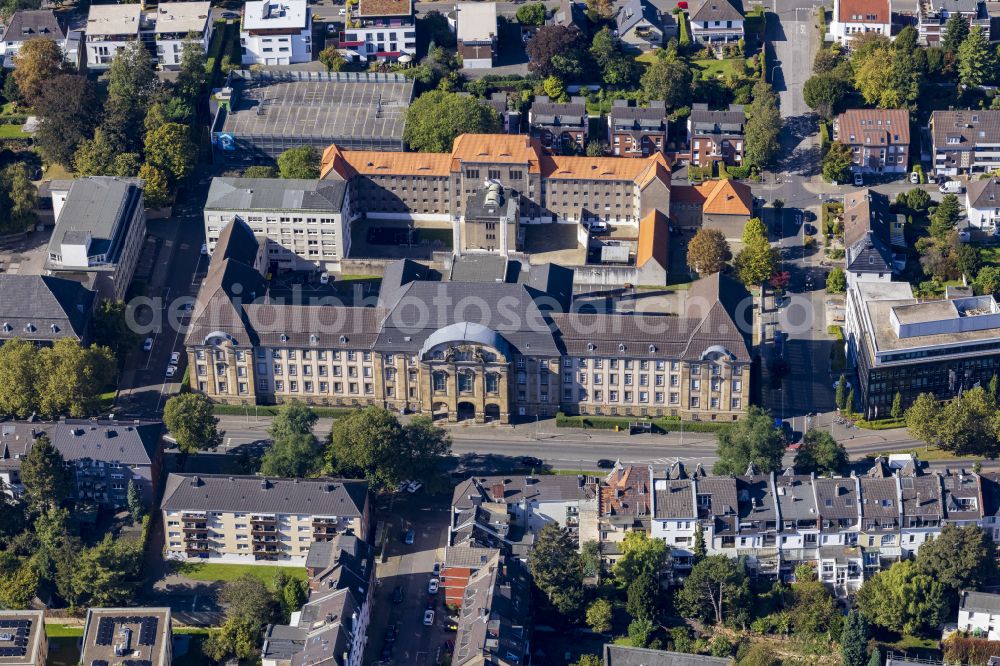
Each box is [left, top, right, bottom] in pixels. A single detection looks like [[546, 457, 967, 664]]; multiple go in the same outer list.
[[185, 543, 211, 554], [182, 523, 207, 532]]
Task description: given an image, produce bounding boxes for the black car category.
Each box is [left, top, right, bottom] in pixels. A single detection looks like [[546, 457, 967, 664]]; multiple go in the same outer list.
[[444, 621, 458, 632], [380, 642, 393, 661], [519, 456, 543, 467], [596, 459, 615, 469], [221, 11, 240, 18], [392, 586, 404, 603]]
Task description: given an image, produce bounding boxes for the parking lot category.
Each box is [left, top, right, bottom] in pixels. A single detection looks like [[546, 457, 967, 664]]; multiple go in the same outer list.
[[366, 494, 452, 665]]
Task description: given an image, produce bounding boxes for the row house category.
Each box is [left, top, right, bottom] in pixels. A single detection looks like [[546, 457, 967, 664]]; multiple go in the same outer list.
[[842, 188, 903, 288], [687, 103, 745, 168], [597, 464, 651, 566], [608, 100, 668, 158], [929, 109, 1000, 176], [160, 473, 370, 565], [834, 108, 910, 174], [528, 96, 589, 154], [451, 552, 531, 666]]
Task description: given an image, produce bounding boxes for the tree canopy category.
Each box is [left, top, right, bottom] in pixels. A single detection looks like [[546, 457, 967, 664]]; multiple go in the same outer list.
[[793, 429, 848, 475], [163, 393, 224, 455], [857, 559, 948, 636], [714, 405, 787, 475], [277, 146, 321, 179], [916, 524, 996, 596], [526, 25, 587, 78], [19, 434, 72, 514], [516, 2, 546, 25], [675, 555, 750, 626], [529, 523, 585, 618], [744, 79, 781, 168], [404, 90, 501, 153], [12, 39, 63, 106], [687, 228, 731, 275]]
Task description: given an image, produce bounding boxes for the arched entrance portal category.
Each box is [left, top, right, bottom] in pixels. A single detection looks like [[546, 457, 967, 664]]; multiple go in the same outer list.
[[484, 404, 501, 423], [432, 402, 449, 421], [456, 402, 476, 422]]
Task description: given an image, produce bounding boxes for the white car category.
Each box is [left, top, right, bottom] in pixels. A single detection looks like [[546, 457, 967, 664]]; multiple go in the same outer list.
[[200, 243, 209, 255], [407, 481, 422, 493], [853, 172, 864, 187], [909, 171, 920, 184], [320, 272, 330, 285], [338, 7, 346, 14], [428, 578, 439, 594], [423, 610, 435, 626], [143, 337, 154, 352], [169, 352, 180, 365], [166, 365, 177, 378]]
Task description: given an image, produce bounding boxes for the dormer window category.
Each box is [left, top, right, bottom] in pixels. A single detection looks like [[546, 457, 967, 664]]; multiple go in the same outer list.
[[618, 343, 627, 352]]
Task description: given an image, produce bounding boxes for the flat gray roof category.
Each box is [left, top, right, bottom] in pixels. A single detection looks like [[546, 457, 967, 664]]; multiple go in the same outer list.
[[47, 177, 144, 270], [216, 70, 413, 142], [205, 177, 347, 212], [867, 299, 1000, 352]]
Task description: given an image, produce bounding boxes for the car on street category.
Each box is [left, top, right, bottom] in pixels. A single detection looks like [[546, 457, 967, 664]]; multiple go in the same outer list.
[[433, 562, 441, 576], [404, 529, 415, 545], [327, 23, 337, 32], [444, 620, 458, 632], [407, 481, 423, 493], [832, 378, 853, 392], [910, 171, 921, 184], [165, 366, 177, 378], [222, 11, 240, 18], [428, 578, 439, 594], [392, 586, 404, 603], [423, 610, 435, 626], [143, 337, 154, 352], [853, 172, 864, 186], [385, 624, 397, 642], [338, 7, 346, 14], [518, 456, 542, 467], [169, 352, 180, 365], [939, 180, 964, 194], [596, 459, 615, 469], [200, 243, 208, 255]]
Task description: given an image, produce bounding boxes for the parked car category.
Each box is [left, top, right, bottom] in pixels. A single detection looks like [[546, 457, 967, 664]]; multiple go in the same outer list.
[[939, 180, 965, 194], [338, 7, 346, 14], [165, 365, 177, 378], [200, 243, 208, 255], [910, 171, 921, 184], [392, 586, 404, 604], [320, 272, 330, 285], [143, 337, 154, 352], [596, 459, 615, 469], [853, 172, 864, 187], [428, 578, 439, 594], [444, 620, 458, 632], [404, 529, 415, 545], [407, 481, 422, 493], [432, 562, 442, 576], [587, 220, 609, 235], [169, 352, 180, 365], [222, 11, 240, 18], [518, 456, 542, 467], [423, 610, 435, 626]]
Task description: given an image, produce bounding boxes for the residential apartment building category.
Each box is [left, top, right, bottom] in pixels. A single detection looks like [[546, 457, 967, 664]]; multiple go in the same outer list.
[[843, 189, 903, 287], [615, 0, 667, 53], [46, 177, 147, 301], [834, 108, 910, 174], [0, 424, 36, 497], [830, 0, 892, 45], [687, 103, 745, 168], [845, 280, 1000, 419], [965, 177, 1000, 234], [80, 609, 172, 666], [957, 590, 1000, 640], [1, 10, 80, 70], [597, 464, 651, 566], [160, 474, 370, 564], [321, 133, 672, 227], [918, 0, 989, 46], [240, 0, 311, 65], [339, 0, 415, 63], [152, 2, 213, 69], [85, 4, 141, 69], [689, 0, 744, 45], [452, 552, 531, 666], [0, 610, 46, 666], [528, 96, 589, 153], [452, 2, 497, 69], [185, 219, 753, 422], [930, 109, 1000, 176], [203, 177, 352, 272], [0, 274, 96, 345], [262, 534, 374, 666], [607, 100, 667, 157]]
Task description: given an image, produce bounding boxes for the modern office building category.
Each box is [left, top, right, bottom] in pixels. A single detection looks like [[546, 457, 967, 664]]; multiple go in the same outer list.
[[240, 0, 311, 65], [203, 177, 352, 272], [687, 103, 745, 168], [46, 177, 147, 301], [0, 274, 96, 344], [845, 281, 1000, 418], [0, 611, 47, 666], [211, 70, 413, 162], [79, 608, 172, 666], [152, 2, 213, 69], [161, 473, 370, 564], [84, 4, 142, 69], [929, 109, 1000, 176]]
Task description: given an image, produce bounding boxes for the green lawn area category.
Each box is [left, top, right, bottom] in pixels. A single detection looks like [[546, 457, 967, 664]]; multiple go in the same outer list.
[[45, 624, 83, 638], [691, 57, 746, 79], [635, 50, 659, 65], [170, 561, 307, 587], [872, 446, 983, 463], [980, 245, 1000, 268], [0, 124, 28, 138]]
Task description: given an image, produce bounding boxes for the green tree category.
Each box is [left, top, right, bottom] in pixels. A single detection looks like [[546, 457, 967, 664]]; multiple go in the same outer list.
[[72, 533, 142, 607], [138, 164, 172, 209], [826, 266, 847, 293], [906, 187, 932, 212], [943, 13, 970, 54], [789, 575, 840, 636], [0, 559, 38, 609], [72, 128, 115, 176], [957, 243, 981, 280], [611, 530, 667, 583], [640, 55, 692, 110], [585, 597, 613, 633], [126, 480, 144, 523], [890, 392, 903, 419], [687, 228, 731, 275], [626, 570, 659, 622], [11, 38, 63, 106], [714, 405, 787, 475], [399, 416, 453, 491], [33, 74, 100, 167], [693, 523, 707, 562], [990, 374, 1000, 403], [958, 26, 994, 87], [529, 523, 585, 618], [675, 555, 750, 626], [934, 386, 999, 455], [244, 165, 278, 178], [740, 643, 780, 666], [822, 142, 854, 183], [930, 194, 962, 241], [916, 524, 996, 594], [852, 42, 919, 108], [0, 162, 37, 233], [744, 78, 781, 168], [281, 578, 306, 620], [35, 340, 115, 418], [102, 95, 146, 155], [734, 217, 776, 287], [626, 618, 655, 648], [404, 90, 501, 153], [525, 25, 586, 78], [108, 41, 157, 111], [175, 39, 207, 101], [204, 574, 280, 661], [846, 388, 855, 412], [0, 338, 38, 418], [836, 373, 848, 410], [319, 46, 346, 72], [516, 2, 546, 25], [144, 123, 197, 182], [543, 75, 566, 102], [573, 656, 601, 666], [794, 429, 848, 475], [581, 540, 601, 578], [585, 141, 604, 157], [19, 433, 73, 514], [841, 610, 870, 666], [163, 393, 224, 455], [260, 432, 320, 477], [856, 559, 947, 636], [268, 400, 318, 441], [803, 72, 850, 119], [91, 299, 138, 361], [868, 649, 882, 666], [975, 265, 1000, 295], [905, 392, 942, 446]]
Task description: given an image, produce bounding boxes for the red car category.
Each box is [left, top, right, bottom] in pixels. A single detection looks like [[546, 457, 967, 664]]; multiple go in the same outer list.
[[678, 1, 688, 7]]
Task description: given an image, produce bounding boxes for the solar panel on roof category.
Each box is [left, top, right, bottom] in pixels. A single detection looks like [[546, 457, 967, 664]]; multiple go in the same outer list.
[[138, 617, 158, 645]]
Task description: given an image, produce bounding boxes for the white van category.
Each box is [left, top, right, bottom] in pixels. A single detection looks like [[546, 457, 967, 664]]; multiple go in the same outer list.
[[939, 180, 964, 194]]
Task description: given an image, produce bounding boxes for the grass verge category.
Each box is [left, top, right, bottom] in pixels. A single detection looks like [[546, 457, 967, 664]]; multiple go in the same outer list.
[[871, 446, 982, 463], [169, 561, 307, 586], [853, 418, 905, 430], [45, 624, 84, 638]]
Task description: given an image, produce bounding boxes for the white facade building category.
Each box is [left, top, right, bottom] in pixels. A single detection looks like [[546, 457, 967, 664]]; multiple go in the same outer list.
[[241, 0, 312, 66], [957, 591, 1000, 640], [152, 3, 213, 69], [966, 177, 1000, 235], [830, 0, 892, 45], [84, 4, 142, 69], [338, 0, 416, 63]]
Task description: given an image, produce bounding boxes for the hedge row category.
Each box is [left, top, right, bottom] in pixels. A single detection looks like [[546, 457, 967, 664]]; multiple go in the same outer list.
[[0, 138, 31, 150], [0, 114, 27, 125], [555, 412, 729, 433], [211, 403, 357, 418]]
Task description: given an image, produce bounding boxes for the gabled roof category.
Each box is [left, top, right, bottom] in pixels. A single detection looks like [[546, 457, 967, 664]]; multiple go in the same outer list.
[[930, 110, 1000, 150], [616, 0, 661, 35], [813, 477, 859, 521], [836, 109, 910, 147], [0, 9, 66, 43], [836, 0, 890, 24], [637, 209, 669, 270], [0, 274, 95, 342], [453, 554, 531, 665], [843, 189, 895, 274], [960, 589, 1000, 615], [690, 0, 743, 22], [967, 177, 1000, 209], [689, 103, 745, 135], [701, 179, 753, 215], [51, 420, 162, 466]]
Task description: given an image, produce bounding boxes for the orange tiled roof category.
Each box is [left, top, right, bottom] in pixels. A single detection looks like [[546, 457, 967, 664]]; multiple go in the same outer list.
[[701, 178, 752, 215], [637, 209, 669, 270], [542, 152, 670, 183], [451, 133, 543, 172], [837, 0, 889, 24], [321, 146, 452, 179]]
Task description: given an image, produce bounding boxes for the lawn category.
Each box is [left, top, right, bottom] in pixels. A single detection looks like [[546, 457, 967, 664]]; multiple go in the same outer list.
[[0, 124, 28, 138], [45, 624, 83, 638], [979, 245, 1000, 268], [170, 561, 307, 587], [872, 446, 983, 463], [691, 57, 746, 80], [635, 50, 659, 65]]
